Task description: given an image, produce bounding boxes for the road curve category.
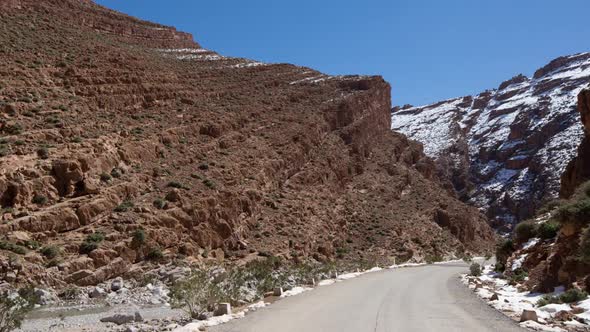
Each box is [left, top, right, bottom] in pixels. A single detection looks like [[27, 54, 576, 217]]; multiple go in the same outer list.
[[211, 261, 526, 332]]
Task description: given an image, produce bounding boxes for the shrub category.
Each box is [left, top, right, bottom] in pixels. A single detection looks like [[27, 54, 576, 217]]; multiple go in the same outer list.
[[537, 289, 588, 306], [32, 194, 47, 205], [36, 147, 49, 160], [514, 221, 537, 243], [469, 263, 482, 276], [85, 233, 105, 243], [167, 181, 186, 189], [114, 200, 134, 212], [495, 239, 515, 272], [198, 163, 209, 170], [40, 245, 60, 259], [425, 254, 443, 264], [0, 291, 34, 332], [153, 198, 166, 210], [110, 168, 122, 179], [538, 221, 560, 239], [509, 268, 528, 284], [202, 179, 216, 189], [23, 240, 40, 250], [579, 227, 590, 263], [169, 269, 222, 319], [79, 241, 98, 254], [0, 241, 27, 255], [554, 199, 590, 224], [79, 233, 104, 255], [146, 247, 164, 261], [560, 288, 588, 303], [99, 173, 112, 183], [131, 229, 146, 247]]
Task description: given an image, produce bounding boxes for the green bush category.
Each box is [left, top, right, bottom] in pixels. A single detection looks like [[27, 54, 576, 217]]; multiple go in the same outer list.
[[31, 194, 47, 205], [114, 200, 134, 212], [537, 289, 588, 306], [0, 241, 27, 255], [153, 198, 166, 210], [509, 268, 528, 284], [110, 168, 122, 179], [579, 227, 590, 263], [495, 239, 515, 272], [131, 229, 146, 247], [560, 288, 588, 303], [40, 245, 60, 259], [202, 179, 216, 189], [79, 233, 104, 255], [554, 199, 590, 224], [167, 181, 187, 190], [170, 269, 222, 319], [85, 233, 105, 243], [36, 147, 49, 160], [79, 241, 98, 254], [0, 291, 34, 332], [100, 173, 112, 183], [469, 263, 482, 276], [146, 247, 164, 261], [538, 221, 560, 239], [514, 221, 537, 242]]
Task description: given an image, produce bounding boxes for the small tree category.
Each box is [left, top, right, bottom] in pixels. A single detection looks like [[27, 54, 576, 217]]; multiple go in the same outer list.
[[169, 270, 222, 319], [469, 263, 482, 276], [0, 293, 33, 332]]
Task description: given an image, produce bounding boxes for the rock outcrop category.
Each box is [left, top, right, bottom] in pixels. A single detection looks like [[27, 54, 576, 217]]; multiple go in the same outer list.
[[0, 0, 494, 287], [561, 87, 590, 198], [392, 53, 590, 229]]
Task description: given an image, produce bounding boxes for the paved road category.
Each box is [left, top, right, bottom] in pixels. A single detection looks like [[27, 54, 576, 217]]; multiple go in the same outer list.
[[211, 261, 526, 332]]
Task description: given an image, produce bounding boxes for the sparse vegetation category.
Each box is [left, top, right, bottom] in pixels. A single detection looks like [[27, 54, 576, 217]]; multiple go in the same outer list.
[[31, 194, 48, 205], [131, 229, 146, 247], [508, 268, 528, 284], [537, 288, 588, 306], [170, 269, 222, 319], [100, 173, 112, 182], [167, 181, 188, 190], [36, 147, 49, 159], [579, 227, 590, 262], [79, 232, 105, 254], [495, 239, 515, 272], [0, 291, 34, 332], [202, 179, 216, 189], [153, 198, 166, 210], [538, 221, 560, 239], [146, 247, 164, 260], [40, 245, 60, 259], [554, 198, 590, 225], [0, 241, 27, 255], [514, 220, 537, 242], [114, 200, 134, 212]]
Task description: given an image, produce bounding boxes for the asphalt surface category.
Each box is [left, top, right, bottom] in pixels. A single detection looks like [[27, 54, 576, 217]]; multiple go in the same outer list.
[[211, 261, 526, 332]]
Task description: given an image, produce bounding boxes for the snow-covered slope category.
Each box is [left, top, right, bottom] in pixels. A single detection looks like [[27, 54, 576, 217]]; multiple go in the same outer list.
[[392, 53, 590, 229]]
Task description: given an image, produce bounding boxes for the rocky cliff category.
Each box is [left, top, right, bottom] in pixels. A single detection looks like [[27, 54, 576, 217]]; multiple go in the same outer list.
[[0, 0, 494, 288], [392, 53, 590, 229], [500, 87, 590, 295]]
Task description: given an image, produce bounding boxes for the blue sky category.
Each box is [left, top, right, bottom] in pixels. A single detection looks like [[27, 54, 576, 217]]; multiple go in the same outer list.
[[95, 0, 590, 106]]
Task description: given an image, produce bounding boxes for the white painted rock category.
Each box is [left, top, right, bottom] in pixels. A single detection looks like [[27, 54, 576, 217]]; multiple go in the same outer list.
[[520, 309, 538, 322], [214, 303, 231, 316]]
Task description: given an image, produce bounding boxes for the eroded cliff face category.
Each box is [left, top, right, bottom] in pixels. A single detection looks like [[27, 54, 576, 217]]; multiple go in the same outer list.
[[562, 88, 590, 198], [0, 0, 494, 288], [502, 87, 590, 294], [392, 53, 590, 229]]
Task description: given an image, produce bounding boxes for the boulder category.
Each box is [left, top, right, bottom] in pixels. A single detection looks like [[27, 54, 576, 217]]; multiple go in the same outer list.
[[110, 277, 124, 292], [519, 309, 538, 322], [100, 311, 143, 325], [89, 286, 106, 298]]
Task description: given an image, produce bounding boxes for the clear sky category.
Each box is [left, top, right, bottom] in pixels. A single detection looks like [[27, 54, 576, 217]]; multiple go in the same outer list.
[[94, 0, 590, 106]]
